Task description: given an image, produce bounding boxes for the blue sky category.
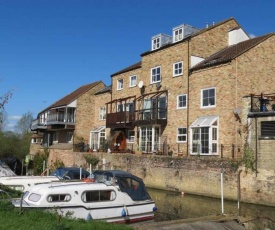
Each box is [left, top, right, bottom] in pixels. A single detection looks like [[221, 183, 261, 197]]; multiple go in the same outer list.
[[0, 0, 274, 131]]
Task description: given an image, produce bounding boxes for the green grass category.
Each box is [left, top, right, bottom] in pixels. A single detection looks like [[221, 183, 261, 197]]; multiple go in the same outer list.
[[0, 186, 133, 230], [0, 201, 133, 230]]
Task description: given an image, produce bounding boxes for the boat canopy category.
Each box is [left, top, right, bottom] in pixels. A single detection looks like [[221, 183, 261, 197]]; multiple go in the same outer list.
[[51, 167, 90, 180], [92, 170, 152, 201]]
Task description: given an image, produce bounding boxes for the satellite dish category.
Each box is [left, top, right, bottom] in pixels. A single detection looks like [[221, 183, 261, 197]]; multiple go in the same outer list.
[[138, 81, 144, 88], [156, 82, 161, 89]]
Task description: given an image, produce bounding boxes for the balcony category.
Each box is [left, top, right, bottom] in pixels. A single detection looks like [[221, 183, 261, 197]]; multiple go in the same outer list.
[[106, 111, 135, 128], [31, 118, 47, 131], [31, 112, 76, 131], [47, 112, 75, 125], [134, 108, 167, 126], [249, 93, 275, 117]]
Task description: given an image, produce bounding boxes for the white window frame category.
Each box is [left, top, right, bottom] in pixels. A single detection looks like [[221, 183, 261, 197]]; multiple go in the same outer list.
[[125, 102, 134, 112], [177, 94, 187, 109], [129, 75, 137, 87], [152, 37, 160, 50], [90, 126, 106, 150], [173, 27, 183, 42], [190, 117, 218, 155], [99, 107, 106, 120], [151, 66, 161, 83], [128, 130, 135, 143], [31, 137, 42, 144], [201, 87, 216, 108], [139, 125, 161, 152], [173, 61, 183, 77], [177, 127, 187, 143], [117, 79, 123, 90], [66, 132, 73, 143], [117, 103, 124, 112]]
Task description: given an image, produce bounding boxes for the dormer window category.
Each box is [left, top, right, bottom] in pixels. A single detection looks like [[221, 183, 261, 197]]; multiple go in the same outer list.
[[173, 24, 200, 43], [174, 28, 183, 42], [152, 37, 160, 50], [151, 34, 172, 51]]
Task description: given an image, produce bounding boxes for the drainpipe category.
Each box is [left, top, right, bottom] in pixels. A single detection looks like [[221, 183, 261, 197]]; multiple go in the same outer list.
[[187, 38, 190, 157], [237, 169, 242, 217], [255, 116, 258, 177]]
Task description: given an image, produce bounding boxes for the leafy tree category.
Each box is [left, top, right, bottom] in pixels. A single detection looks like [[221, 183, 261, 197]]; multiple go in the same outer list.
[[84, 155, 99, 169], [33, 148, 50, 175], [0, 131, 20, 158], [0, 111, 33, 163]]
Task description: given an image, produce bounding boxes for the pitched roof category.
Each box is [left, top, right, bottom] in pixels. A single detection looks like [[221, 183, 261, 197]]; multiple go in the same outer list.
[[95, 85, 112, 95], [110, 18, 242, 77], [40, 81, 102, 113], [111, 61, 141, 77], [190, 33, 274, 72], [141, 18, 242, 57]]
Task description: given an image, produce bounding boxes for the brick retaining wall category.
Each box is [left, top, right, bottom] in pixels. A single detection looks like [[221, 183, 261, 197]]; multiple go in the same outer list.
[[48, 149, 275, 207]]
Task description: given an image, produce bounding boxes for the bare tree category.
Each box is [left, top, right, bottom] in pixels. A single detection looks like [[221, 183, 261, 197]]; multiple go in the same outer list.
[[0, 82, 13, 130], [0, 110, 8, 131], [0, 88, 13, 110], [14, 112, 34, 134]]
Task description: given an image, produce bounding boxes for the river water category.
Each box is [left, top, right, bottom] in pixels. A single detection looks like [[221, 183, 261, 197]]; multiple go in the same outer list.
[[147, 188, 275, 222]]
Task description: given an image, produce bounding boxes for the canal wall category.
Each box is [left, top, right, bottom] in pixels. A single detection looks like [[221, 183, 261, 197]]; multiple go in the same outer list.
[[47, 150, 275, 207]]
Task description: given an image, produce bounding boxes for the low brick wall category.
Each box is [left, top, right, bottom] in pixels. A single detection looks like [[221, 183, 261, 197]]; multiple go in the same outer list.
[[48, 149, 275, 207]]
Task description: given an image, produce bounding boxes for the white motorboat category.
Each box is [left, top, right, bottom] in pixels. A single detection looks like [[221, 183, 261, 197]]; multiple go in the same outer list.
[[0, 175, 60, 191], [0, 167, 90, 192], [12, 170, 157, 224]]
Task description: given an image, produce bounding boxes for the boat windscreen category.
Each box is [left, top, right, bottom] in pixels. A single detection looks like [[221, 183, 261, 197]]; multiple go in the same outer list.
[[92, 170, 152, 201], [116, 177, 151, 201]]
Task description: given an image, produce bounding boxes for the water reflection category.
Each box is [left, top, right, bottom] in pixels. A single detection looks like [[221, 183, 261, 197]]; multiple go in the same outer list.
[[148, 188, 275, 222]]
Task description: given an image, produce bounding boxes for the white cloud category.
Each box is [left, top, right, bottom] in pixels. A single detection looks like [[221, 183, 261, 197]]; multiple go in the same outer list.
[[5, 123, 15, 131], [249, 33, 256, 38], [8, 115, 22, 121]]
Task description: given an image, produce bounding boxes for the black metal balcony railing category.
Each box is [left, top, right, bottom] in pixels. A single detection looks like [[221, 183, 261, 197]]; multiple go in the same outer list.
[[250, 93, 275, 112]]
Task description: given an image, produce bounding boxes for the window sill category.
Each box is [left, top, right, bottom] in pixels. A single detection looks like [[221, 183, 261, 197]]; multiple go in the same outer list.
[[201, 105, 216, 109], [150, 81, 161, 85], [259, 136, 275, 140], [173, 74, 183, 77]]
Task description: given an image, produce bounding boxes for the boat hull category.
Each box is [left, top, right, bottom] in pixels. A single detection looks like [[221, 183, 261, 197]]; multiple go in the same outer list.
[[13, 199, 155, 223]]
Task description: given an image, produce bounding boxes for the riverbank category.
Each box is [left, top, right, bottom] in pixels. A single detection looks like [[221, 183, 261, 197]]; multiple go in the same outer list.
[[133, 214, 275, 230], [133, 214, 243, 230]]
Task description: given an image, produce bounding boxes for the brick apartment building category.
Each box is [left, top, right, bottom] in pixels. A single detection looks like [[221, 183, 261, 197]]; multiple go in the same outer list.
[[31, 17, 275, 169], [30, 81, 110, 154]]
